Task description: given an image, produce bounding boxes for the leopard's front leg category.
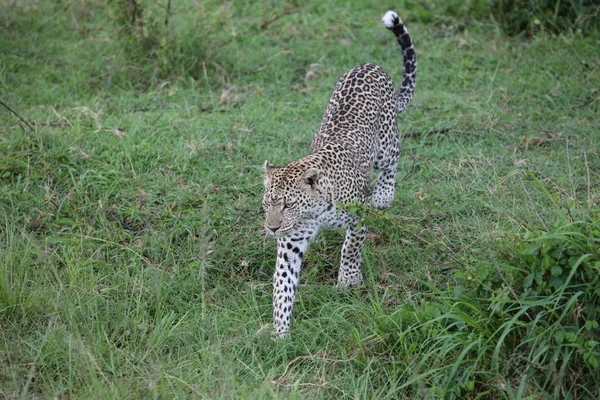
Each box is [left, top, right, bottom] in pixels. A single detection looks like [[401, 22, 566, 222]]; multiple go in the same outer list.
[[272, 228, 317, 337]]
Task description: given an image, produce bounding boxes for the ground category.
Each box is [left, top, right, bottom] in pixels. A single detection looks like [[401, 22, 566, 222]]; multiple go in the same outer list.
[[0, 1, 599, 398]]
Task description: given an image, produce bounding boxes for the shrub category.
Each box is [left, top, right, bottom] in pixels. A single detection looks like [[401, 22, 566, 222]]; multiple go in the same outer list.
[[367, 210, 599, 398], [491, 0, 600, 36], [107, 0, 204, 85], [459, 211, 600, 396]]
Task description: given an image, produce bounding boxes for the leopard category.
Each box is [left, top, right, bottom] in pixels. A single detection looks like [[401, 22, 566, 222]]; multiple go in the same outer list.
[[262, 11, 417, 337]]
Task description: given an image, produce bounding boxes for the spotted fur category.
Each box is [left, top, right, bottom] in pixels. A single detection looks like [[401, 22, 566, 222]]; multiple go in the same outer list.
[[262, 11, 417, 337]]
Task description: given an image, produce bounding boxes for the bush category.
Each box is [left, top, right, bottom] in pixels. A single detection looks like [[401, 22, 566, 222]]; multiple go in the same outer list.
[[491, 0, 600, 36], [367, 210, 600, 398], [460, 211, 600, 395], [107, 0, 206, 85]]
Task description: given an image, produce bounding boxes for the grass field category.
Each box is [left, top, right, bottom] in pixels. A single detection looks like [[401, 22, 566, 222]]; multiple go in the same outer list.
[[1, 1, 599, 398]]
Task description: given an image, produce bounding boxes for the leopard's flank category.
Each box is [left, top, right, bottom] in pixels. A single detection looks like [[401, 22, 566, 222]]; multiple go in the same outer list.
[[262, 11, 417, 337]]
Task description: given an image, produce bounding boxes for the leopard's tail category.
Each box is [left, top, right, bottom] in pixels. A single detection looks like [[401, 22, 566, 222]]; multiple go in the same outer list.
[[382, 11, 417, 113]]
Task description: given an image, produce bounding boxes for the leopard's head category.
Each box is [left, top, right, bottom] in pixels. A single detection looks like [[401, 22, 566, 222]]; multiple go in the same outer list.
[[262, 160, 323, 236]]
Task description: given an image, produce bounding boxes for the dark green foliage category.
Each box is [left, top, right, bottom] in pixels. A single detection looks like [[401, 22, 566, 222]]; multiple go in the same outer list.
[[368, 211, 600, 398], [106, 0, 208, 86], [398, 0, 599, 36], [405, 0, 492, 26], [492, 0, 600, 35], [465, 211, 600, 395]]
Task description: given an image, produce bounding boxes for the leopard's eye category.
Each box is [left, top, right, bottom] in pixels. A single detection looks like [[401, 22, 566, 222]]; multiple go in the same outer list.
[[283, 201, 296, 210]]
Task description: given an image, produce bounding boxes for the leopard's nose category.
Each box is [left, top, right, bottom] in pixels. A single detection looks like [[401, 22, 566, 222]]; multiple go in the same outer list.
[[267, 225, 279, 233]]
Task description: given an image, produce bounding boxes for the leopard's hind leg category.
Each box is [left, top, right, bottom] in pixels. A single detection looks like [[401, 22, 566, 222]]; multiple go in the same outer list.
[[372, 110, 400, 209], [337, 221, 367, 287], [372, 161, 398, 209]]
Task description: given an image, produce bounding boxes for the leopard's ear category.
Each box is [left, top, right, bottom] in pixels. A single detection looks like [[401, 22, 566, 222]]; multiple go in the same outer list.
[[264, 160, 274, 187], [264, 160, 274, 177], [301, 168, 320, 191]]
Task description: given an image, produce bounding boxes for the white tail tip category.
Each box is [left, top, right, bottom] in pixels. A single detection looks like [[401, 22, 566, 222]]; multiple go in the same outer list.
[[382, 11, 401, 29]]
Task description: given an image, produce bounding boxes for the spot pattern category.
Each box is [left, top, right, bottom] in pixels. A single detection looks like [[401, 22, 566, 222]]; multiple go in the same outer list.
[[262, 11, 417, 337]]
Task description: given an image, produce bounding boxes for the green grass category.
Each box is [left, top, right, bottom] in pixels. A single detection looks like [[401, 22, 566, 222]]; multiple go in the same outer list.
[[1, 0, 599, 398]]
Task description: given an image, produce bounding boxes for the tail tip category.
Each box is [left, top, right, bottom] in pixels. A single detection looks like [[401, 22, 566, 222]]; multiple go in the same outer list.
[[382, 11, 402, 29]]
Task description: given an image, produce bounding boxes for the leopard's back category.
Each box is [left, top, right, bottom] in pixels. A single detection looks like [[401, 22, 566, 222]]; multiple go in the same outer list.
[[310, 63, 396, 162]]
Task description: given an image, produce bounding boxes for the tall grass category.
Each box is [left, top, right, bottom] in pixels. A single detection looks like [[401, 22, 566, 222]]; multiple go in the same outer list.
[[364, 209, 600, 398]]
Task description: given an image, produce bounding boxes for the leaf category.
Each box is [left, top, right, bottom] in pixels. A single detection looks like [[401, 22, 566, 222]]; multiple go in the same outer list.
[[523, 274, 534, 289], [550, 265, 563, 277], [534, 271, 544, 286], [587, 340, 599, 349], [453, 285, 464, 299], [584, 353, 599, 370], [523, 244, 540, 256], [542, 255, 553, 271], [476, 265, 490, 280], [550, 248, 563, 261], [567, 198, 578, 210], [586, 320, 600, 330], [565, 332, 578, 343], [549, 277, 563, 289], [554, 330, 565, 344]]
